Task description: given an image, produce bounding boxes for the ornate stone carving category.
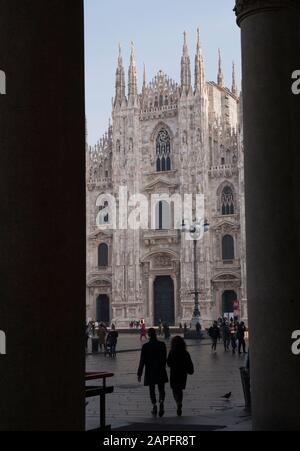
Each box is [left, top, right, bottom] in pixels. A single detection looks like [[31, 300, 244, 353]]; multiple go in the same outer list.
[[217, 274, 238, 280], [153, 254, 172, 268], [234, 0, 300, 25]]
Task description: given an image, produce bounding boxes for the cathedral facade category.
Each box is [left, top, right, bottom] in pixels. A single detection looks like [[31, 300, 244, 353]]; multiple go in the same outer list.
[[86, 31, 247, 328]]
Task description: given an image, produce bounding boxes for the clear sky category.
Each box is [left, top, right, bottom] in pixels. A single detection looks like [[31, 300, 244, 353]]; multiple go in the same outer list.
[[84, 0, 241, 146]]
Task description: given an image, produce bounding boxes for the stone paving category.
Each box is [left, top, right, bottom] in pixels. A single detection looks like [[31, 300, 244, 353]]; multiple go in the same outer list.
[[86, 334, 250, 431]]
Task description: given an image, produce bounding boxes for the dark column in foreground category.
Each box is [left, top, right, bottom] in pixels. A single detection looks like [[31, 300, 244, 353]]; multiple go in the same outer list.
[[0, 0, 85, 430], [235, 0, 300, 431]]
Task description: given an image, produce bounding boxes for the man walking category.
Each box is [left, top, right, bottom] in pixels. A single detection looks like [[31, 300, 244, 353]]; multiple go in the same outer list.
[[209, 321, 221, 353], [137, 328, 168, 418], [221, 320, 231, 351], [237, 321, 247, 354]]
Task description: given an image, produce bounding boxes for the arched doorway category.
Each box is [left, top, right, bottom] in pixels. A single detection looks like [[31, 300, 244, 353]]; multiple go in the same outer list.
[[222, 290, 237, 318], [96, 295, 110, 325], [154, 276, 175, 326]]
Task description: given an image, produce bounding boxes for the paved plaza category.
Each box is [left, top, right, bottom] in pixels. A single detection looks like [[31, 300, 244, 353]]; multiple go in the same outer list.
[[86, 334, 251, 431]]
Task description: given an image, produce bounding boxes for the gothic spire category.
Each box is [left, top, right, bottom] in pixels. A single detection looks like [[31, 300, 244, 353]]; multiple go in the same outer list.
[[217, 48, 224, 88], [195, 28, 205, 93], [143, 63, 147, 89], [114, 43, 126, 107], [128, 41, 138, 98], [232, 61, 237, 96], [181, 31, 192, 95]]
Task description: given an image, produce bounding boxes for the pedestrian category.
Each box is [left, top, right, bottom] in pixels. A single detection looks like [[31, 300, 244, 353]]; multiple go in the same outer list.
[[230, 323, 237, 354], [237, 321, 247, 354], [184, 323, 187, 334], [158, 320, 162, 337], [137, 328, 168, 418], [97, 323, 107, 352], [140, 322, 147, 341], [106, 324, 119, 357], [196, 322, 202, 337], [167, 336, 194, 417], [163, 323, 170, 340], [85, 323, 90, 351], [221, 321, 230, 351], [208, 321, 221, 353]]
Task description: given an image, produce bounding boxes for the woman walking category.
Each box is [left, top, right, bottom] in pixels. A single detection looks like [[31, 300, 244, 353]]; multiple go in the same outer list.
[[97, 323, 107, 352], [140, 322, 147, 341], [167, 336, 194, 417]]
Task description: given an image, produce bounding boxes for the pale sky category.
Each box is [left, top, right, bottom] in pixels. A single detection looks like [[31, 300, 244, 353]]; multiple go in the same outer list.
[[84, 0, 241, 146]]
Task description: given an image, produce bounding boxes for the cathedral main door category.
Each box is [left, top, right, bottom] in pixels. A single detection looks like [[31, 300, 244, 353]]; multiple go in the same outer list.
[[96, 295, 110, 325], [222, 290, 237, 318], [154, 276, 175, 326]]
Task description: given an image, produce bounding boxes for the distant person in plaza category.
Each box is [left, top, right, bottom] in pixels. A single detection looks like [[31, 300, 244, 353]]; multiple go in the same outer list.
[[137, 328, 168, 418], [97, 323, 107, 352], [158, 320, 162, 337], [237, 321, 247, 354], [163, 323, 171, 340], [106, 324, 118, 358], [230, 322, 237, 354], [184, 323, 187, 334], [140, 322, 147, 341], [209, 321, 221, 353], [167, 336, 194, 417], [90, 321, 95, 337], [221, 320, 231, 351], [85, 323, 90, 350], [196, 322, 202, 337]]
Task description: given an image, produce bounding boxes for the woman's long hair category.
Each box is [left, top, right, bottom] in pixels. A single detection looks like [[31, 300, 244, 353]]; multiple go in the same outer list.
[[171, 336, 186, 354]]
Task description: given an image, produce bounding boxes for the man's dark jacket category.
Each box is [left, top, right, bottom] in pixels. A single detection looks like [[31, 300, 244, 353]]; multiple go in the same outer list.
[[137, 338, 168, 386]]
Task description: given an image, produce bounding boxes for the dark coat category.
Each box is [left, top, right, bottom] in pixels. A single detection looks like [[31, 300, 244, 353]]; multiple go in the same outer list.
[[137, 339, 168, 386], [167, 350, 194, 391], [209, 325, 221, 340], [237, 324, 246, 340]]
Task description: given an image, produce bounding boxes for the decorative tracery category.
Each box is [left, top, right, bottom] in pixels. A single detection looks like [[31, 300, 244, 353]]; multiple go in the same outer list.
[[156, 129, 171, 172], [221, 186, 235, 215]]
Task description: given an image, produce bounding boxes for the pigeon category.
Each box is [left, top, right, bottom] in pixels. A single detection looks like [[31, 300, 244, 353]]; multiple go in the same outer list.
[[221, 392, 232, 400]]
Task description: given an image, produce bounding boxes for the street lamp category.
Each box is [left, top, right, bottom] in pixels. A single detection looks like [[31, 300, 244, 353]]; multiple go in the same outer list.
[[182, 219, 210, 333]]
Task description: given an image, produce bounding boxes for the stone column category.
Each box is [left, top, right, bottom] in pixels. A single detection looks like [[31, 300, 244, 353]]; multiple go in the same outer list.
[[149, 276, 154, 324], [0, 1, 85, 430], [235, 0, 300, 430]]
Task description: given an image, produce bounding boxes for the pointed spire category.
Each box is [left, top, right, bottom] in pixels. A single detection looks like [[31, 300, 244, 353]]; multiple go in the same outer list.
[[232, 61, 237, 96], [195, 27, 205, 94], [196, 27, 201, 53], [181, 31, 191, 95], [217, 48, 224, 87], [114, 43, 126, 107], [128, 41, 138, 98], [183, 31, 188, 56], [143, 63, 147, 88], [118, 42, 122, 64]]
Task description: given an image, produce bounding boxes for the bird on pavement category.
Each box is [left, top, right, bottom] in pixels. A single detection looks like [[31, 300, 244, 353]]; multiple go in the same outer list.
[[221, 392, 232, 400]]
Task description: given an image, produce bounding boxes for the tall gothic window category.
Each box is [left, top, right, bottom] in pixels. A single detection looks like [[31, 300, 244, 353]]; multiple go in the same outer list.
[[156, 129, 171, 172], [222, 235, 235, 261], [221, 186, 235, 215], [99, 201, 109, 225], [155, 201, 171, 230], [98, 243, 109, 267]]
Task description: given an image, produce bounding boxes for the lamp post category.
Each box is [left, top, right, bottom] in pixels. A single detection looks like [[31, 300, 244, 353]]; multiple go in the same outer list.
[[182, 219, 210, 335]]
